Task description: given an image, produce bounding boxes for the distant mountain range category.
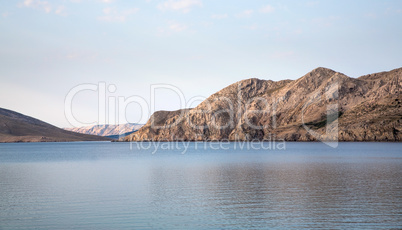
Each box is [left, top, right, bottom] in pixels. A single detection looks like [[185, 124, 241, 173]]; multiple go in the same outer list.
[[1, 67, 400, 143], [0, 108, 111, 143], [124, 67, 401, 142], [65, 123, 143, 139]]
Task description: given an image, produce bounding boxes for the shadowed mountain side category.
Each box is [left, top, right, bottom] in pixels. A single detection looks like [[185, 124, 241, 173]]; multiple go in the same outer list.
[[0, 108, 111, 143], [124, 67, 401, 142]]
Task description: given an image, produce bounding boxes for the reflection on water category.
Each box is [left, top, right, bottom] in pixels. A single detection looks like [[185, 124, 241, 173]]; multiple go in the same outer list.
[[0, 142, 401, 229]]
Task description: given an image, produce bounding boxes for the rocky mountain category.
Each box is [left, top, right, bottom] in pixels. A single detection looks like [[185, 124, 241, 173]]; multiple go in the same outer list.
[[124, 67, 401, 142], [0, 108, 111, 143], [65, 123, 143, 138]]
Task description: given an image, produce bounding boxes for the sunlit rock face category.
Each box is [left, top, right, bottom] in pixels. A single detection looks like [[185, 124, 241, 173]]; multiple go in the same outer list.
[[124, 67, 402, 142], [65, 123, 143, 137]]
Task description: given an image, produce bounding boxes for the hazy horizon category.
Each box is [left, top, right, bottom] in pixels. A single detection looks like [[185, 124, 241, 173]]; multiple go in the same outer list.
[[1, 0, 401, 128]]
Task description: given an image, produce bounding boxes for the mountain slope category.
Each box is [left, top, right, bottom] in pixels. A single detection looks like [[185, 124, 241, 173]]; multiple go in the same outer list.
[[124, 67, 401, 142], [65, 123, 143, 137], [0, 108, 111, 143]]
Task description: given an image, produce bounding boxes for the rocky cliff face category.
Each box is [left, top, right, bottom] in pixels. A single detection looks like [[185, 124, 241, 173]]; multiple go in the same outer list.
[[65, 123, 143, 137], [124, 67, 402, 142]]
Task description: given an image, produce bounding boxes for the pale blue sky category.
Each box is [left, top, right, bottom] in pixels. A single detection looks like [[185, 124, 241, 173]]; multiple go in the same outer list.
[[0, 0, 401, 127]]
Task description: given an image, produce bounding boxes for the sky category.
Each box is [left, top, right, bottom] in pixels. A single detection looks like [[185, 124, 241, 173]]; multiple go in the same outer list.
[[0, 0, 401, 128]]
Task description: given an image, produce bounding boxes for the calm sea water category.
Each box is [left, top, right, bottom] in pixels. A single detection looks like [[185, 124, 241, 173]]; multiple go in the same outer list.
[[0, 142, 401, 229]]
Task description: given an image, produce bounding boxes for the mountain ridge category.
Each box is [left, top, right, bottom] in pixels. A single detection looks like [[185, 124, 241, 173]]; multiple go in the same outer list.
[[64, 123, 143, 137], [0, 108, 111, 143], [124, 67, 401, 142]]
